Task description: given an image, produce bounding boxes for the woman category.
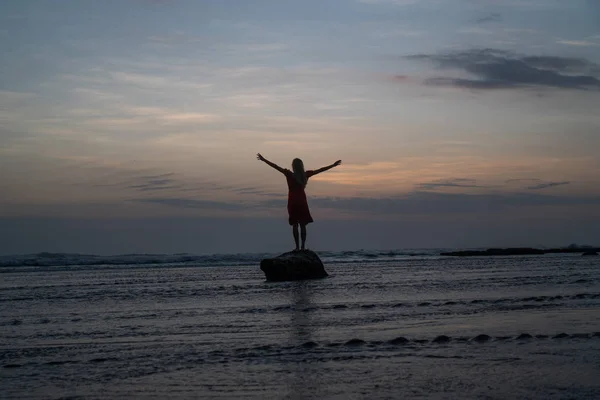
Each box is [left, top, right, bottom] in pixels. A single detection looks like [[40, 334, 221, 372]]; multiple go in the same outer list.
[[257, 153, 342, 251]]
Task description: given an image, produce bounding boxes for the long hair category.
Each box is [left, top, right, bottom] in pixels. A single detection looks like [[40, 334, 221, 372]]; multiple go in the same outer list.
[[292, 158, 307, 188]]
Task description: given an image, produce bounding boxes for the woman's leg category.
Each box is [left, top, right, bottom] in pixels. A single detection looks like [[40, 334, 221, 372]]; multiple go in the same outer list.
[[300, 223, 307, 250], [292, 223, 300, 251]]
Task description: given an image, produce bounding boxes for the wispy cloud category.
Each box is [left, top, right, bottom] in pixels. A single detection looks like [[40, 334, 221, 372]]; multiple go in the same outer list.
[[557, 40, 598, 47], [475, 13, 502, 24], [136, 0, 176, 5], [458, 27, 494, 35], [232, 187, 286, 197], [133, 197, 248, 211], [520, 56, 600, 75], [111, 71, 212, 91], [357, 0, 419, 5], [305, 191, 600, 215], [406, 48, 600, 91], [526, 181, 570, 190], [416, 178, 482, 190], [148, 31, 204, 45], [127, 173, 181, 192], [505, 178, 541, 184]]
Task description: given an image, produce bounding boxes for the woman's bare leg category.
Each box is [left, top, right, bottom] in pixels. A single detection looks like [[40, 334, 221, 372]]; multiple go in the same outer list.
[[292, 223, 300, 251], [300, 224, 307, 250]]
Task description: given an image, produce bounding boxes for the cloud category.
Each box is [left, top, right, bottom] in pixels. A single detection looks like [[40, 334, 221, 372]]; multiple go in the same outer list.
[[406, 48, 600, 91], [526, 181, 570, 190], [458, 27, 494, 35], [520, 56, 600, 75], [416, 178, 482, 190], [128, 180, 181, 191], [557, 40, 598, 47], [506, 179, 571, 190], [306, 191, 600, 215], [133, 197, 247, 211], [111, 72, 211, 91], [505, 178, 540, 183], [101, 172, 187, 193], [136, 0, 176, 5], [358, 0, 419, 5], [232, 187, 286, 197], [475, 13, 502, 24]]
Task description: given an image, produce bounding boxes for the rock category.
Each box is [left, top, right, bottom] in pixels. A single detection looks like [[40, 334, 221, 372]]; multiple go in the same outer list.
[[344, 339, 366, 346], [516, 333, 533, 340], [432, 335, 451, 343], [552, 333, 570, 339], [582, 251, 598, 256], [441, 248, 546, 257], [472, 334, 492, 342], [388, 337, 409, 345], [441, 246, 600, 257], [260, 250, 328, 281]]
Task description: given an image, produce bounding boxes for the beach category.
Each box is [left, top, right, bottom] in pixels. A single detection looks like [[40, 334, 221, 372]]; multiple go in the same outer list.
[[1, 250, 599, 399]]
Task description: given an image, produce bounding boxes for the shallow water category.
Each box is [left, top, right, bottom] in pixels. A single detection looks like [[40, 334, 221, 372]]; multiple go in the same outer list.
[[1, 253, 599, 399]]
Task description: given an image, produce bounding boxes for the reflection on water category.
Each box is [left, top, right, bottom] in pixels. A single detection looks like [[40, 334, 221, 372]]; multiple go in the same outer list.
[[291, 282, 314, 343], [287, 281, 322, 399]]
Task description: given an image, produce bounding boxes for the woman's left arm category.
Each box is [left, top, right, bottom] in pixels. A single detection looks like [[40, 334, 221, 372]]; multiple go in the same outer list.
[[312, 160, 342, 175]]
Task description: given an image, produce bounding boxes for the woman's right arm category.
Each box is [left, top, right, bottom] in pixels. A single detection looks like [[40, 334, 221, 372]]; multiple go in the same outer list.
[[257, 153, 286, 174]]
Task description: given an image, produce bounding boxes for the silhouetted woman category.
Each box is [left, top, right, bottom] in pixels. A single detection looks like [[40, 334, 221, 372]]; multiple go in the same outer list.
[[257, 153, 342, 251]]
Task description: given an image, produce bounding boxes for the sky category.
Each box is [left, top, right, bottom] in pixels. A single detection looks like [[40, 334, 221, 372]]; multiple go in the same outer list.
[[1, 0, 600, 255]]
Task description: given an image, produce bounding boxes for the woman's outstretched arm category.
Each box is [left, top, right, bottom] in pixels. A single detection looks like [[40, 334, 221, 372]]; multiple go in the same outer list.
[[257, 153, 286, 174], [312, 160, 342, 175]]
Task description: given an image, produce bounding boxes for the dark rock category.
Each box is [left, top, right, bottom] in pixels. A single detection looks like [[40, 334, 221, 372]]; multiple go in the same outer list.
[[472, 334, 492, 342], [441, 247, 546, 257], [388, 337, 409, 345], [582, 251, 598, 256], [432, 335, 451, 343], [345, 338, 365, 346], [552, 333, 570, 339], [516, 333, 533, 340], [441, 246, 600, 257], [571, 333, 589, 339], [260, 250, 328, 281]]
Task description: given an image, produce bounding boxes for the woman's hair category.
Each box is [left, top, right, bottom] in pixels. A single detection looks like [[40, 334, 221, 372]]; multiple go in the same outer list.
[[292, 158, 307, 188]]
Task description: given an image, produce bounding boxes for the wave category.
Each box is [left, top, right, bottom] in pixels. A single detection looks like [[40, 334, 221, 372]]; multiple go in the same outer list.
[[0, 249, 440, 268], [0, 252, 269, 268], [225, 292, 600, 315], [6, 331, 597, 370]]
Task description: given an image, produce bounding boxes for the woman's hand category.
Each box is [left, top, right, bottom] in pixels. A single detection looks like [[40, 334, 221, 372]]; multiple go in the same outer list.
[[257, 153, 265, 162]]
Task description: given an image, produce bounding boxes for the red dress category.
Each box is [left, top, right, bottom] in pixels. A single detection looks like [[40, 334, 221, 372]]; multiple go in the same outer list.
[[284, 169, 314, 226]]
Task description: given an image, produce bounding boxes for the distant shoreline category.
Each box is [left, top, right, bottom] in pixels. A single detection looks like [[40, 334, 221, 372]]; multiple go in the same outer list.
[[441, 247, 600, 257]]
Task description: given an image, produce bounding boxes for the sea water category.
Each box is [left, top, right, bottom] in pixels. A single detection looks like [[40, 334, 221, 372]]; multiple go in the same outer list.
[[1, 250, 599, 399]]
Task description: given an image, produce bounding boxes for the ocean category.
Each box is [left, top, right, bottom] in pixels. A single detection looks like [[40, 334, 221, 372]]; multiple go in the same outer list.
[[1, 250, 599, 399]]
